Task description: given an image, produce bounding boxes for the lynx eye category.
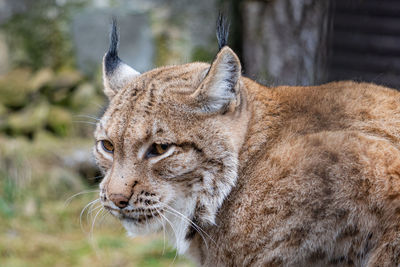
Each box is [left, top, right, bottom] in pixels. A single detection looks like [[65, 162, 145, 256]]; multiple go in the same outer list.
[[101, 140, 114, 153], [146, 143, 170, 158]]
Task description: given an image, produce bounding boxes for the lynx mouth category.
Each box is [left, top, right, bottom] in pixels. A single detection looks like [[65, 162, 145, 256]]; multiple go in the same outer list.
[[121, 213, 159, 223], [103, 205, 162, 224]]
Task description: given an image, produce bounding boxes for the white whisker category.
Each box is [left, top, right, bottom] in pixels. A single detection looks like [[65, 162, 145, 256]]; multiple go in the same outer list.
[[91, 101, 103, 109], [88, 202, 102, 223], [72, 120, 97, 126], [98, 208, 111, 226], [74, 114, 101, 121], [156, 209, 179, 265], [161, 203, 215, 247], [90, 207, 104, 240], [151, 209, 166, 255], [64, 189, 100, 206], [163, 208, 210, 250], [80, 198, 100, 232]]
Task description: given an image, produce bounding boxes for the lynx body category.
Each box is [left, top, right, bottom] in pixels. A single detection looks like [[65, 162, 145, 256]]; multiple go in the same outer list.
[[93, 21, 400, 266]]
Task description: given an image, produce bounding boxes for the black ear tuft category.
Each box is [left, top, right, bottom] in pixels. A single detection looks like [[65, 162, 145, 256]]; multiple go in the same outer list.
[[109, 18, 119, 57], [105, 18, 121, 74], [216, 13, 230, 51]]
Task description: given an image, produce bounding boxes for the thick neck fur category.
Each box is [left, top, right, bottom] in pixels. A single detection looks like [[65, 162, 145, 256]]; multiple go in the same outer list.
[[185, 77, 278, 263], [238, 78, 282, 166]]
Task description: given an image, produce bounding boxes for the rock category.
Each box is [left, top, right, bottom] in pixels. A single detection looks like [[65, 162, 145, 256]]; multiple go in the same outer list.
[[0, 68, 33, 108], [49, 87, 70, 104], [34, 129, 57, 144], [70, 82, 97, 110], [47, 106, 73, 136], [7, 100, 49, 135], [29, 68, 54, 92], [46, 69, 83, 104], [50, 69, 82, 89], [0, 103, 6, 116]]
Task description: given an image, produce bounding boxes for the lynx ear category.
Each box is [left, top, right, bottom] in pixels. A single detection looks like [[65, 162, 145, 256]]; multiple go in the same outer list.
[[103, 19, 140, 100], [191, 46, 241, 113]]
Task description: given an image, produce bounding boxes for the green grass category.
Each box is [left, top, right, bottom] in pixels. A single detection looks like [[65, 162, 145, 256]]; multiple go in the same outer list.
[[0, 135, 193, 267]]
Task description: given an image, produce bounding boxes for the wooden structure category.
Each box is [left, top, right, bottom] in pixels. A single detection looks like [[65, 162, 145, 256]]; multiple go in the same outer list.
[[328, 0, 400, 89]]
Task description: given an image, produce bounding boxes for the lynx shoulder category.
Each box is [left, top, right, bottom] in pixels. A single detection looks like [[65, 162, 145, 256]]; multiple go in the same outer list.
[[93, 19, 400, 266]]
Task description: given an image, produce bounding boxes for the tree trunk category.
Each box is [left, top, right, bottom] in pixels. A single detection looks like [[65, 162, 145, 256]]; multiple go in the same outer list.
[[242, 0, 332, 86]]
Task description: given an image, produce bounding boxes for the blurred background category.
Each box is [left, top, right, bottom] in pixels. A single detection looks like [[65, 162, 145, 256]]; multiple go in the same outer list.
[[0, 0, 399, 266]]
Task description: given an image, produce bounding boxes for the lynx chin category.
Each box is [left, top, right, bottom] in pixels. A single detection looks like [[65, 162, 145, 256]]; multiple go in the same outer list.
[[93, 18, 400, 266]]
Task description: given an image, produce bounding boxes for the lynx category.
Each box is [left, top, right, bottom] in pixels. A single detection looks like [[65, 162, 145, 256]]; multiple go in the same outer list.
[[93, 18, 400, 266]]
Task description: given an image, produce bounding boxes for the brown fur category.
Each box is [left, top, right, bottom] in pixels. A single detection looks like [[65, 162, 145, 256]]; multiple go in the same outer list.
[[94, 46, 400, 266]]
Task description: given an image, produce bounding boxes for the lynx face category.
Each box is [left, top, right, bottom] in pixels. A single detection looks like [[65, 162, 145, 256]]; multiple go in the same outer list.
[[93, 21, 248, 253]]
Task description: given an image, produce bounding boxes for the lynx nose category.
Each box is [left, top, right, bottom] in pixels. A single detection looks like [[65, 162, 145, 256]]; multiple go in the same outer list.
[[109, 194, 130, 209]]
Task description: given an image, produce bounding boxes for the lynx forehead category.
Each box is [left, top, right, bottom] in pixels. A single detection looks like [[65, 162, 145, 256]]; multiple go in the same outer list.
[[93, 18, 400, 266]]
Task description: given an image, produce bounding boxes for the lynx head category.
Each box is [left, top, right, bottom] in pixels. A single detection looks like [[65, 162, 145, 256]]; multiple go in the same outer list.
[[94, 17, 249, 253]]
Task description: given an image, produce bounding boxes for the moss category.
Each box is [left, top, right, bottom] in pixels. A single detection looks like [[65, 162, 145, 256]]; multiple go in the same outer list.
[[0, 65, 104, 139], [47, 106, 73, 137], [1, 0, 87, 71], [69, 83, 96, 110], [6, 101, 50, 136], [0, 68, 33, 108], [0, 104, 7, 116]]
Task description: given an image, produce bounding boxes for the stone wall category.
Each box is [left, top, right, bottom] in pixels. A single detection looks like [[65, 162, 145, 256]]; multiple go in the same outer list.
[[0, 0, 220, 76], [71, 0, 219, 75]]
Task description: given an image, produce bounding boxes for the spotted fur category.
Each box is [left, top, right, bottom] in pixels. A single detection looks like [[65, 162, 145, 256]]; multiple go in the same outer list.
[[94, 21, 400, 266]]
